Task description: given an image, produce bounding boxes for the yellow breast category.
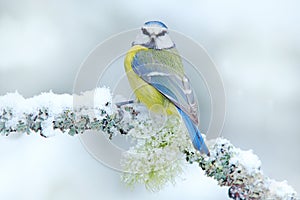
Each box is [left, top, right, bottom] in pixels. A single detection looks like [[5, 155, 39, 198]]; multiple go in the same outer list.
[[124, 45, 177, 115]]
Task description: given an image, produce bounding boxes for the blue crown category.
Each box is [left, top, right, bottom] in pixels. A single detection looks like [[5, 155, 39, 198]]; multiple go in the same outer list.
[[144, 21, 168, 29]]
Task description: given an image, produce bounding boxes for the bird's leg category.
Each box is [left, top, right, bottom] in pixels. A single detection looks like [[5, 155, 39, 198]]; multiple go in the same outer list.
[[115, 100, 136, 108], [114, 100, 137, 123]]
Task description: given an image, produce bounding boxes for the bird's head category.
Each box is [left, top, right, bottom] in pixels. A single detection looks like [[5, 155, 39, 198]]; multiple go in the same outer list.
[[132, 21, 175, 50]]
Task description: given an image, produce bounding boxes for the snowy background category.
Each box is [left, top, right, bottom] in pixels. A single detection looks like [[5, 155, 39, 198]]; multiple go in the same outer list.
[[0, 0, 299, 199]]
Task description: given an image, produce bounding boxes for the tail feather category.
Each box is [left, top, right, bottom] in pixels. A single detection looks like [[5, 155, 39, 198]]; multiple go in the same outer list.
[[177, 108, 210, 156]]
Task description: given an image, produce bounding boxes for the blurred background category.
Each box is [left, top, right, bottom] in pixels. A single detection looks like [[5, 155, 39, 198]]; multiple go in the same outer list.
[[0, 0, 299, 199]]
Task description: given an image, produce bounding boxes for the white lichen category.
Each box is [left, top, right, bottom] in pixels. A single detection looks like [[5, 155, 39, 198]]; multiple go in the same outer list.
[[121, 114, 191, 191]]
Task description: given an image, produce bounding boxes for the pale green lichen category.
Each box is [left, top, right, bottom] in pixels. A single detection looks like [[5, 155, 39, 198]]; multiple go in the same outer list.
[[120, 115, 190, 192]]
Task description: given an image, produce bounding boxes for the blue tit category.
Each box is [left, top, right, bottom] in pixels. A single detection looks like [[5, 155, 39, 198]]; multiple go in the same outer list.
[[124, 21, 210, 156]]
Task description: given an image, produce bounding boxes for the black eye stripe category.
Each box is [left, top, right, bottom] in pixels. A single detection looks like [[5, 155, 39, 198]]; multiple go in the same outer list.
[[156, 30, 167, 37], [141, 28, 167, 37], [141, 28, 150, 36]]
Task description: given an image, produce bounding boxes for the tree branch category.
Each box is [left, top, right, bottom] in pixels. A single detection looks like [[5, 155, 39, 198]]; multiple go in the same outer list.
[[0, 89, 298, 200]]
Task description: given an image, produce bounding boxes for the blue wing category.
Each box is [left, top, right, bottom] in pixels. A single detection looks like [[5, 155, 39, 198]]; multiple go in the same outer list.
[[132, 49, 199, 124], [132, 49, 210, 155]]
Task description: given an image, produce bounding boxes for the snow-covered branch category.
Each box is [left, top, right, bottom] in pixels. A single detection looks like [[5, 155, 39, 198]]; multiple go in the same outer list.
[[0, 89, 298, 200]]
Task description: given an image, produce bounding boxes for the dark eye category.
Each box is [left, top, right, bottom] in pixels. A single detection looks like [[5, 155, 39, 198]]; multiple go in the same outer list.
[[141, 28, 150, 36], [156, 30, 167, 37]]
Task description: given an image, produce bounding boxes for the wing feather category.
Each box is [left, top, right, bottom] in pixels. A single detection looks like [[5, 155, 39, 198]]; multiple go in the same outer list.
[[132, 48, 199, 125]]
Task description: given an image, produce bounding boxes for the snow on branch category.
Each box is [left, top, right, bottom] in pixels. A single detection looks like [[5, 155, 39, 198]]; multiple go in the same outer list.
[[0, 88, 298, 200]]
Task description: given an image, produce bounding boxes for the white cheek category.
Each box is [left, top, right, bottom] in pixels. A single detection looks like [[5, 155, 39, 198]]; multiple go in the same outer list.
[[134, 34, 151, 44], [155, 35, 174, 49]]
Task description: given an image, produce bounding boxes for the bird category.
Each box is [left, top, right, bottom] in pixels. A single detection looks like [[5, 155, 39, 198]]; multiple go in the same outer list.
[[124, 21, 210, 156]]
